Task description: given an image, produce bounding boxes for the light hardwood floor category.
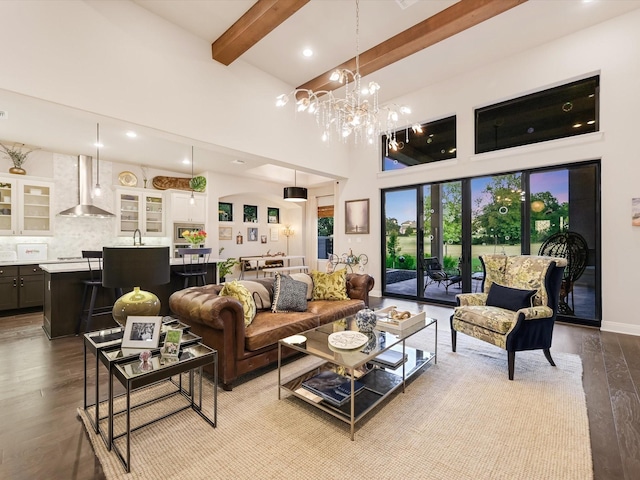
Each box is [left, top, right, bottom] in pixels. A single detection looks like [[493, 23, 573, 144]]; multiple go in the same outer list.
[[0, 302, 638, 480]]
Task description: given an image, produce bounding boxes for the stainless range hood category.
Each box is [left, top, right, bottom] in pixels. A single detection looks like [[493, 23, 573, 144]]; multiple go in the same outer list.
[[58, 155, 114, 217]]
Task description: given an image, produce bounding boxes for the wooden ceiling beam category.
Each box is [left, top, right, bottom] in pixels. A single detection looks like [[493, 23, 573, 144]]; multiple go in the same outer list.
[[297, 0, 527, 93], [212, 0, 310, 66]]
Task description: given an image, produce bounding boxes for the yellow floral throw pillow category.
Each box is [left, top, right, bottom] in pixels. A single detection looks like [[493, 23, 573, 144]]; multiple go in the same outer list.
[[220, 280, 257, 326], [310, 269, 348, 301]]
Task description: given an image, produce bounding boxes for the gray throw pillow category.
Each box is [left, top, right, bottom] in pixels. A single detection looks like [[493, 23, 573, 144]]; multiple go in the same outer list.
[[272, 274, 308, 313]]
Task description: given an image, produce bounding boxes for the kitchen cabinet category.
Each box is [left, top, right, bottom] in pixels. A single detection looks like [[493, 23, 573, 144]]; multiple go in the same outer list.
[[169, 191, 206, 223], [116, 188, 165, 236], [0, 176, 54, 235], [0, 264, 44, 311]]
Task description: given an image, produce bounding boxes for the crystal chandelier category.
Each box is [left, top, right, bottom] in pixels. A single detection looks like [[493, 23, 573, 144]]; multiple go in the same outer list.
[[276, 0, 418, 148]]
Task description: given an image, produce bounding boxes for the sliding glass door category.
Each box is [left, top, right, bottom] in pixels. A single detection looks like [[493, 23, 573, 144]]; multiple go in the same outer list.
[[422, 181, 463, 302], [381, 162, 600, 326], [383, 188, 418, 297]]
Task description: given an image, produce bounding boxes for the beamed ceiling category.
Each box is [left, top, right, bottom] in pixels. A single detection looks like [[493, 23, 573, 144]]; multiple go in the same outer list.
[[211, 0, 527, 94]]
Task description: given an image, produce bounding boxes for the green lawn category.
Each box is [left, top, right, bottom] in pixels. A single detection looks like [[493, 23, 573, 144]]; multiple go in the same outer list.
[[388, 235, 542, 271]]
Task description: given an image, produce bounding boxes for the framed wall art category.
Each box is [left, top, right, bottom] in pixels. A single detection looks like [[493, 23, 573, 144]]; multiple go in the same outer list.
[[219, 202, 233, 222], [219, 226, 233, 240], [267, 207, 280, 224], [248, 227, 258, 241], [345, 198, 370, 234], [244, 204, 258, 223]]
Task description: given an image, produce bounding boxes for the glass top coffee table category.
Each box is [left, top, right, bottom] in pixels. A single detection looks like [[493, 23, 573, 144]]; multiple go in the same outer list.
[[277, 310, 436, 440]]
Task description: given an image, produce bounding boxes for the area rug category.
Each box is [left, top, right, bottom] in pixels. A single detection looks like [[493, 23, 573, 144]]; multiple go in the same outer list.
[[78, 329, 592, 479]]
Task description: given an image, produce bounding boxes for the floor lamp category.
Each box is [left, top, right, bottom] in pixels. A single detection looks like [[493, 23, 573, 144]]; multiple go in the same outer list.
[[283, 226, 294, 255], [102, 246, 170, 325]]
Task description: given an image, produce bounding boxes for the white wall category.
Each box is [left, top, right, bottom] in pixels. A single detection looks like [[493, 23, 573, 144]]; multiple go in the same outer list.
[[335, 9, 640, 336], [0, 0, 349, 176]]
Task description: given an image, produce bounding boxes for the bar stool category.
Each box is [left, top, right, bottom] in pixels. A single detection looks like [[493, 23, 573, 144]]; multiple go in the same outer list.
[[76, 250, 119, 334], [176, 248, 211, 288]]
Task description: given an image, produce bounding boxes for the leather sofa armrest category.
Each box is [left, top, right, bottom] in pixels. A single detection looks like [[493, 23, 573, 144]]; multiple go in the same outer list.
[[346, 273, 375, 304], [169, 285, 245, 332]]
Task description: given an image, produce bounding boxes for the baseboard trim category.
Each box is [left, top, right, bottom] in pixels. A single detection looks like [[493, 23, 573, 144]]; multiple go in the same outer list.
[[601, 321, 640, 337]]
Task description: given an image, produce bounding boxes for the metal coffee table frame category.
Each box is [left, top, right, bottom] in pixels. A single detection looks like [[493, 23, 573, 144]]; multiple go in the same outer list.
[[278, 314, 437, 440]]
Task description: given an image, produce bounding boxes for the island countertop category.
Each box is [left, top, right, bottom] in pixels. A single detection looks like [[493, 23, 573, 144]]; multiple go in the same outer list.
[[39, 257, 226, 274]]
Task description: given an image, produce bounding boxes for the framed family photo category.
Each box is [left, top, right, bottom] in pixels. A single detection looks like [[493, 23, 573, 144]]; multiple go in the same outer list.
[[121, 316, 162, 349], [345, 198, 370, 234], [161, 328, 183, 358]]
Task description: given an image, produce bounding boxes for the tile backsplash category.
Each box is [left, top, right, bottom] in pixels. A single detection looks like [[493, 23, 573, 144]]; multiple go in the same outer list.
[[0, 153, 170, 260]]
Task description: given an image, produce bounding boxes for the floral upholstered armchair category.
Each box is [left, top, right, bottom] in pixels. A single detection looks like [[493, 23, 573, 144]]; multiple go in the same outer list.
[[450, 255, 567, 380]]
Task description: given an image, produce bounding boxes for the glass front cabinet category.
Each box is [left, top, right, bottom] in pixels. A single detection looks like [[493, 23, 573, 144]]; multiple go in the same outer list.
[[0, 177, 54, 235], [116, 188, 165, 236]]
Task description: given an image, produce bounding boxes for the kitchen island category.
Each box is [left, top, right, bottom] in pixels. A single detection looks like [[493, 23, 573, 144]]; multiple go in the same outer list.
[[40, 258, 222, 339]]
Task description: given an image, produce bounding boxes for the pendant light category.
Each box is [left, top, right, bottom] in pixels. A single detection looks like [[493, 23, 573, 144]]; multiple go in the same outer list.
[[94, 123, 102, 197], [283, 170, 307, 202], [189, 145, 195, 205]]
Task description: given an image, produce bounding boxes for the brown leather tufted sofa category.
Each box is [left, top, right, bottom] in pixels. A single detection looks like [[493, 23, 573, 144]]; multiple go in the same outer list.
[[169, 273, 374, 390]]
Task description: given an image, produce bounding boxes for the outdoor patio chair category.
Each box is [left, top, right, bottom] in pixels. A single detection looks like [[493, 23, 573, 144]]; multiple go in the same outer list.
[[422, 257, 462, 294]]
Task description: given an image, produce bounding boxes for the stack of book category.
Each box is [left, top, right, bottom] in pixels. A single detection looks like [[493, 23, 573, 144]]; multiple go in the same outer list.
[[370, 349, 408, 369], [301, 371, 365, 407]]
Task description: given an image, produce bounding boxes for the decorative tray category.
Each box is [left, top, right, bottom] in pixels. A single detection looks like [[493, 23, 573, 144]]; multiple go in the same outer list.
[[328, 331, 368, 350], [374, 306, 426, 333]]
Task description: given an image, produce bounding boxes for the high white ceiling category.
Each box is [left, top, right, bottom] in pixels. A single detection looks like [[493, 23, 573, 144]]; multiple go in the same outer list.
[[2, 0, 639, 186]]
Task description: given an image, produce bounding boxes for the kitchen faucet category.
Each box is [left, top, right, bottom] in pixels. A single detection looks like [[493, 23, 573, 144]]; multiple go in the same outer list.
[[133, 228, 143, 246]]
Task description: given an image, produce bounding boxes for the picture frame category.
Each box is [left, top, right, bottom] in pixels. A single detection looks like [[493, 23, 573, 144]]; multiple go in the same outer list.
[[160, 328, 182, 358], [219, 226, 233, 240], [219, 202, 233, 222], [633, 198, 640, 226], [236, 232, 243, 244], [260, 235, 267, 244], [270, 227, 279, 241], [345, 198, 370, 234], [248, 227, 258, 241], [244, 204, 258, 223], [267, 207, 280, 224], [121, 316, 162, 349]]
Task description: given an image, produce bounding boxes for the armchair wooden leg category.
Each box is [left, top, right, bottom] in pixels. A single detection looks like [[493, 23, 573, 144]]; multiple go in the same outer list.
[[451, 329, 457, 352], [543, 348, 556, 367], [508, 351, 515, 380]]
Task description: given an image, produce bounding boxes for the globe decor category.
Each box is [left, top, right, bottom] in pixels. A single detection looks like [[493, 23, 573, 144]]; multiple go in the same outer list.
[[181, 229, 207, 245]]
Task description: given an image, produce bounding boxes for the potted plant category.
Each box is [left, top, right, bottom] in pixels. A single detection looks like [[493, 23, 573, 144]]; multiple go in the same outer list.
[[218, 248, 239, 282], [0, 142, 36, 175]]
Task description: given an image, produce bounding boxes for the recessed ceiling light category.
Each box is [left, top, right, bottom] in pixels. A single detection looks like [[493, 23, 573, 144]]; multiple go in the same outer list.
[[232, 159, 245, 165], [587, 120, 595, 125], [573, 123, 583, 128], [126, 131, 137, 138], [302, 48, 313, 57], [182, 158, 191, 165]]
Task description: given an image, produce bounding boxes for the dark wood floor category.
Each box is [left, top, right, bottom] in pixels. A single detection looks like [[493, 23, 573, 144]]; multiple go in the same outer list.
[[0, 303, 638, 480]]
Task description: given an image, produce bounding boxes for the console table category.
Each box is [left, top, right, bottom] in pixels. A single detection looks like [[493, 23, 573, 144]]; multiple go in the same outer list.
[[239, 255, 307, 279]]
